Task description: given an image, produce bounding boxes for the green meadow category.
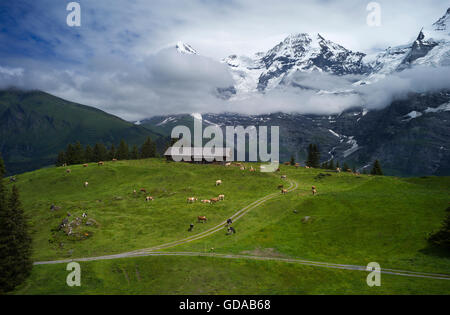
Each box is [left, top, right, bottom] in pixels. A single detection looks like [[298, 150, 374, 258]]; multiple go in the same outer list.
[[6, 159, 450, 294]]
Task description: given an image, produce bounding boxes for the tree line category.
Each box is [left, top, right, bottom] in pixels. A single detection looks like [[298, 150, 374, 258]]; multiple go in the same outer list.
[[291, 143, 383, 175], [56, 137, 157, 166], [0, 154, 32, 293]]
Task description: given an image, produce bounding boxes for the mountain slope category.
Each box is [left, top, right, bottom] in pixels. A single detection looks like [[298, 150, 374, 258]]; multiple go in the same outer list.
[[0, 89, 164, 175]]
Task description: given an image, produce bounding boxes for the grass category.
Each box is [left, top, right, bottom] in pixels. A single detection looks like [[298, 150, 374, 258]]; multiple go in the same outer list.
[[6, 158, 280, 261], [6, 160, 450, 294], [14, 255, 450, 295]]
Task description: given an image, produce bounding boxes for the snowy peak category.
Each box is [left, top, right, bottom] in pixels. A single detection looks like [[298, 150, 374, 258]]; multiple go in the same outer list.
[[432, 8, 450, 32], [176, 41, 198, 55]]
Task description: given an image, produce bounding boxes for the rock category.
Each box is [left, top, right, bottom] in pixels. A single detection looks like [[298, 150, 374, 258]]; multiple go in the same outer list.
[[302, 216, 311, 223]]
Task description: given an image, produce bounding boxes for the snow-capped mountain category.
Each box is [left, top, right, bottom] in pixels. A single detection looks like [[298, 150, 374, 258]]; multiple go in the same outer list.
[[155, 8, 450, 176], [175, 41, 198, 55], [223, 33, 370, 94]]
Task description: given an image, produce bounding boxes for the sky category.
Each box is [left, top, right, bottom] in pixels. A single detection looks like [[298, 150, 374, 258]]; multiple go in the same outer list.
[[0, 0, 449, 120]]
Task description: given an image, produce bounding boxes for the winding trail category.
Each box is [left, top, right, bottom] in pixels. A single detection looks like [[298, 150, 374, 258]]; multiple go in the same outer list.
[[33, 177, 450, 281]]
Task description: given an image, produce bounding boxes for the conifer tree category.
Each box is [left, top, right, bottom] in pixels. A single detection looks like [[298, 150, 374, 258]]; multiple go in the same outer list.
[[305, 144, 314, 167], [370, 160, 383, 176], [343, 163, 350, 172], [130, 145, 139, 160], [117, 140, 129, 160], [109, 144, 116, 160], [93, 143, 108, 162], [311, 144, 320, 168], [56, 151, 66, 166], [0, 156, 32, 293], [65, 143, 75, 165], [73, 141, 84, 164], [141, 137, 156, 159], [428, 207, 450, 251], [84, 145, 94, 163]]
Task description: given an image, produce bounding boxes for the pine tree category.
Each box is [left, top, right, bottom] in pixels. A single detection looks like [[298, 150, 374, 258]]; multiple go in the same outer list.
[[65, 143, 75, 165], [130, 145, 139, 160], [0, 156, 32, 293], [290, 155, 295, 166], [311, 144, 320, 168], [73, 141, 84, 164], [305, 144, 313, 167], [93, 143, 108, 162], [109, 144, 116, 160], [56, 151, 66, 167], [117, 140, 129, 160], [336, 161, 340, 169], [371, 160, 383, 176], [141, 137, 156, 159], [428, 207, 450, 251], [84, 145, 94, 163]]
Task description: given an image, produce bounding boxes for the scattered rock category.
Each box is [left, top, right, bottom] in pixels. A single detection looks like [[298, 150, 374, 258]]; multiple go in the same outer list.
[[302, 216, 311, 223]]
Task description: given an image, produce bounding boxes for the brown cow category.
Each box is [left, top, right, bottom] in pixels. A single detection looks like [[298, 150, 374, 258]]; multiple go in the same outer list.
[[198, 216, 208, 223], [187, 197, 198, 203], [140, 188, 147, 193], [83, 164, 88, 167], [98, 161, 104, 166], [281, 189, 288, 194], [201, 199, 211, 204], [281, 175, 287, 179], [146, 196, 154, 202], [66, 169, 71, 173], [112, 158, 117, 162], [210, 197, 219, 204]]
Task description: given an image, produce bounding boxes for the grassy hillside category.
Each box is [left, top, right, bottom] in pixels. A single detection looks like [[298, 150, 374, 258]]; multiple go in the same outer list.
[[5, 160, 450, 294], [0, 89, 164, 175]]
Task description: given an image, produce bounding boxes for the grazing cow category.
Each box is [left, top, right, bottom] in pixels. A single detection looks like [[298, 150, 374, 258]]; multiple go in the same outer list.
[[146, 196, 154, 202], [66, 169, 72, 173], [218, 194, 225, 201], [276, 168, 280, 172], [140, 188, 147, 193], [227, 226, 236, 235], [226, 218, 233, 226], [62, 163, 67, 167], [84, 181, 89, 188], [112, 158, 117, 162], [98, 161, 104, 166], [278, 184, 284, 189], [133, 189, 137, 195], [187, 197, 198, 203], [305, 166, 310, 169], [281, 175, 287, 179], [240, 167, 245, 171], [188, 223, 194, 232], [9, 176, 16, 183], [201, 199, 211, 204], [281, 189, 288, 194], [249, 167, 255, 172], [336, 168, 341, 173], [216, 180, 222, 186], [82, 212, 87, 218], [198, 216, 208, 223], [284, 162, 290, 166], [210, 197, 219, 204], [235, 163, 242, 167], [312, 186, 317, 195], [83, 164, 88, 167], [225, 162, 231, 167]]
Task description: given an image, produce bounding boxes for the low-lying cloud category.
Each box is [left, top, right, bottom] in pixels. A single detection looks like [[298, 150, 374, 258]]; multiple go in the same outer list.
[[1, 52, 450, 120]]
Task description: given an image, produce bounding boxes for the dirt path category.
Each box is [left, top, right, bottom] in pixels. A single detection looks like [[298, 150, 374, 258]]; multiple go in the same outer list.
[[33, 177, 450, 281]]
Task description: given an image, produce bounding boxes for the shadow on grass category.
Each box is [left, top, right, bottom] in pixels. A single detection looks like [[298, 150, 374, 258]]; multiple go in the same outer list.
[[419, 244, 450, 259]]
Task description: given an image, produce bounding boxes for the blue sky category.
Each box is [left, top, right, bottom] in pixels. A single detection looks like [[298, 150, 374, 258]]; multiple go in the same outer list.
[[0, 0, 449, 119]]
